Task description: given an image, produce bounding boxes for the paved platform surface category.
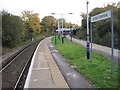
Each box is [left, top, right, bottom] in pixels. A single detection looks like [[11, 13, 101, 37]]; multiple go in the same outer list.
[[24, 38, 69, 88], [66, 35, 119, 65], [48, 38, 94, 88]]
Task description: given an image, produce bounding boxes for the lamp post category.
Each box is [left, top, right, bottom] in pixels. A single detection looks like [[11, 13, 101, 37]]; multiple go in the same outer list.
[[117, 1, 120, 66], [54, 28, 57, 45], [86, 0, 90, 59], [51, 13, 73, 44], [70, 25, 72, 41], [51, 13, 57, 45], [57, 20, 60, 40]]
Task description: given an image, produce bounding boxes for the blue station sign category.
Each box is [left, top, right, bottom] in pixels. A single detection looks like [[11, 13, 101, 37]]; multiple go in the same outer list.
[[91, 10, 111, 22]]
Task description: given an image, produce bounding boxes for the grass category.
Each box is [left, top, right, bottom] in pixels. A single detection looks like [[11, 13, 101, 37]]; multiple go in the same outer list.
[[51, 36, 119, 88]]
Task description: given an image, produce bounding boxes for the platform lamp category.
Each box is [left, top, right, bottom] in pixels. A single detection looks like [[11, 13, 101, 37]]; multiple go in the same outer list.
[[86, 0, 90, 60], [117, 1, 120, 66], [51, 13, 73, 44], [51, 13, 57, 45]]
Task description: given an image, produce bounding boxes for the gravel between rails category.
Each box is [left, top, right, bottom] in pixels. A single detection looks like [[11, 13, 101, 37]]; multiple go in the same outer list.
[[1, 39, 43, 89]]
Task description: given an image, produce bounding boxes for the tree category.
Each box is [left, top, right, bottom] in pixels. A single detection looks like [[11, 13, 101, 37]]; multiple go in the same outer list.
[[40, 16, 56, 35], [2, 11, 24, 48], [57, 18, 66, 28], [80, 12, 87, 19], [21, 11, 42, 40], [57, 19, 77, 28], [76, 3, 119, 49]]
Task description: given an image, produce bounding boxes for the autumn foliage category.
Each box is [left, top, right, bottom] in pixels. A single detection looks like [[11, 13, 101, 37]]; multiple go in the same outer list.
[[22, 11, 42, 40]]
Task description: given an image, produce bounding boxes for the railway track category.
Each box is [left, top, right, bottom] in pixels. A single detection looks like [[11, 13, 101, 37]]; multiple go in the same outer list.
[[1, 39, 43, 89]]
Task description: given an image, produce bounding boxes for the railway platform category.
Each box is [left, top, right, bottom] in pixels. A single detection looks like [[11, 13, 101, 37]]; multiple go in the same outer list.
[[24, 37, 69, 88]]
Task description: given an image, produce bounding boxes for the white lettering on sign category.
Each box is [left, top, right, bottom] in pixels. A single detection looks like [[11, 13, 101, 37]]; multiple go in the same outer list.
[[91, 10, 111, 22]]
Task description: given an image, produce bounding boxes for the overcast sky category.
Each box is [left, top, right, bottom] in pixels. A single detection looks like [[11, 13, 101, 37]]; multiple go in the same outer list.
[[0, 0, 119, 25]]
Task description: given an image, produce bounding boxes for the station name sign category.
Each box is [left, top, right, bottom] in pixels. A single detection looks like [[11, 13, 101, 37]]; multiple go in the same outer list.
[[91, 10, 111, 22]]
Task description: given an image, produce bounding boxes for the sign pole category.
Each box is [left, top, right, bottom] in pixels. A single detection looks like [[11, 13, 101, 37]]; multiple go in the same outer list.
[[61, 14, 64, 44], [111, 9, 114, 73], [91, 9, 114, 73], [55, 30, 57, 45], [70, 26, 72, 42]]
